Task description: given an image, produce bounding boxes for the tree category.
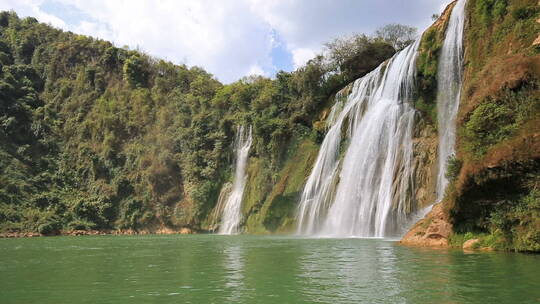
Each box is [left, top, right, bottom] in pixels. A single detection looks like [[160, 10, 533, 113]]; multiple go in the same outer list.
[[321, 34, 395, 94], [375, 24, 418, 50], [324, 34, 371, 70], [123, 54, 148, 88]]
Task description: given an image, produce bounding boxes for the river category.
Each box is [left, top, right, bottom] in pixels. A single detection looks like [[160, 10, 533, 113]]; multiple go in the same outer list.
[[1, 235, 539, 303]]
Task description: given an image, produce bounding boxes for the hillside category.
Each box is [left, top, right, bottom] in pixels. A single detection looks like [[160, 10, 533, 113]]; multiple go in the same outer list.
[[0, 10, 394, 235]]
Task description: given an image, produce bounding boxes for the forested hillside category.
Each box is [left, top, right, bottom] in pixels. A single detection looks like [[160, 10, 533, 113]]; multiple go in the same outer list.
[[0, 11, 396, 234]]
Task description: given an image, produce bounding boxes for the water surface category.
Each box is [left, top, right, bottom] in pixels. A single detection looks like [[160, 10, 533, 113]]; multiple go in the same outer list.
[[1, 235, 539, 303]]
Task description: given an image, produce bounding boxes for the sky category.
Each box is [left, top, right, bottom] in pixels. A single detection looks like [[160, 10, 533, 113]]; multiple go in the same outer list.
[[1, 0, 452, 83]]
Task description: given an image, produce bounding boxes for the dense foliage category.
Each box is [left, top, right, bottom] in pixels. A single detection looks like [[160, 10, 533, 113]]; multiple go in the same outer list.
[[0, 11, 397, 234]]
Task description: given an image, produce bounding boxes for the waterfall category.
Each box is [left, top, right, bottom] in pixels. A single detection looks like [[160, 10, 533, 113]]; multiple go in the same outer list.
[[208, 182, 232, 231], [435, 0, 467, 200], [219, 125, 252, 235], [296, 0, 467, 237], [297, 40, 420, 237]]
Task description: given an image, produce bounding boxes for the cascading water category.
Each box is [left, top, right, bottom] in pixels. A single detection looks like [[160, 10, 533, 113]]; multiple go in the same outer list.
[[297, 0, 467, 237], [297, 40, 420, 237], [218, 125, 252, 235], [435, 0, 467, 200]]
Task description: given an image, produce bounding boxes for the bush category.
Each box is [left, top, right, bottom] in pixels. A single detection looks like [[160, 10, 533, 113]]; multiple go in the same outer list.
[[488, 189, 540, 251], [415, 26, 443, 119], [123, 54, 148, 88], [38, 221, 61, 235], [463, 84, 538, 157], [67, 219, 96, 231], [476, 0, 508, 25], [445, 155, 462, 181], [512, 6, 536, 20]]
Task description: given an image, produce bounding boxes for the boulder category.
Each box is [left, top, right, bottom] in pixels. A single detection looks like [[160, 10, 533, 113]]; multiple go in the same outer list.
[[463, 238, 480, 250], [400, 203, 452, 247]]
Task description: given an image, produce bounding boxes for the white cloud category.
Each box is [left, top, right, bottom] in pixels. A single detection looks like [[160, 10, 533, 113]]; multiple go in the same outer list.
[[54, 0, 275, 83], [0, 0, 66, 28], [247, 0, 453, 71], [247, 64, 266, 77], [74, 20, 112, 42], [1, 0, 454, 83], [291, 48, 316, 69]]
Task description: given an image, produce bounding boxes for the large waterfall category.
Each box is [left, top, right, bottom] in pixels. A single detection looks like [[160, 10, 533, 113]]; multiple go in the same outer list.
[[296, 0, 467, 237], [297, 40, 420, 237], [218, 125, 252, 235], [435, 0, 467, 200]]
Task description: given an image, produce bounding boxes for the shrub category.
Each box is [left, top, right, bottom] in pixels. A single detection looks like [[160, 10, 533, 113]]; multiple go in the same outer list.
[[463, 83, 538, 157], [476, 0, 508, 25], [38, 221, 61, 235], [415, 25, 444, 121], [488, 189, 540, 251], [123, 54, 148, 88], [67, 219, 96, 231], [445, 155, 463, 182], [512, 6, 536, 20]]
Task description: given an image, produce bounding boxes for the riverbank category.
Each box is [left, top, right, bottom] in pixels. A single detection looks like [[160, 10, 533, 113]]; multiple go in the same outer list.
[[0, 227, 196, 238]]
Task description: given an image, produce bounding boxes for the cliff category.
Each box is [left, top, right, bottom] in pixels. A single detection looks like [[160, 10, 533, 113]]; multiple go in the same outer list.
[[401, 0, 540, 251]]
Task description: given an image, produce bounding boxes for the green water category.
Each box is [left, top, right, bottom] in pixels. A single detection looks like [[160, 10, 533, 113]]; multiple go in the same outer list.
[[0, 235, 539, 303]]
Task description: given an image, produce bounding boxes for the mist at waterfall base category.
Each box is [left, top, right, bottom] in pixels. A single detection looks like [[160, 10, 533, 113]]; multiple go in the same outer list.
[[217, 126, 252, 235], [296, 0, 467, 238]]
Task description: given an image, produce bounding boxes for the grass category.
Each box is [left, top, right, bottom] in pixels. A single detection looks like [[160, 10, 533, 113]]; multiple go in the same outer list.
[[448, 231, 506, 249]]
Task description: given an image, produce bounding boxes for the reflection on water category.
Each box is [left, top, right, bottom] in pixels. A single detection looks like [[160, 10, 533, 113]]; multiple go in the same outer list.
[[1, 235, 539, 304], [223, 244, 245, 302], [298, 240, 405, 303], [299, 242, 398, 303]]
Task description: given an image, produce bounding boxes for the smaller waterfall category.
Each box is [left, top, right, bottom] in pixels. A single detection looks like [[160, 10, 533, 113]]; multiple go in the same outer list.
[[435, 0, 467, 200], [208, 183, 232, 231], [219, 125, 252, 235]]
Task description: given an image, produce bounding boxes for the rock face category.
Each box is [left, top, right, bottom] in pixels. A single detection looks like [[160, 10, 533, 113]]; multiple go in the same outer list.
[[400, 203, 452, 247], [179, 228, 193, 234], [462, 238, 480, 250], [411, 120, 438, 209]]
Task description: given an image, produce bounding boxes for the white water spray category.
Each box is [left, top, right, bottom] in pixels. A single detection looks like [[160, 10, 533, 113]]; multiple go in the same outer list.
[[219, 125, 252, 235]]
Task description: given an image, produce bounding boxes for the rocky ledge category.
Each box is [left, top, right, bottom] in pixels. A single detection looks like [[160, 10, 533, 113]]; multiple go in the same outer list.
[[400, 203, 452, 247]]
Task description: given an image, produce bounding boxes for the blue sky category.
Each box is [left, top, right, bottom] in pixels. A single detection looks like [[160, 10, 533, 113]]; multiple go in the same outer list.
[[1, 0, 452, 83]]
